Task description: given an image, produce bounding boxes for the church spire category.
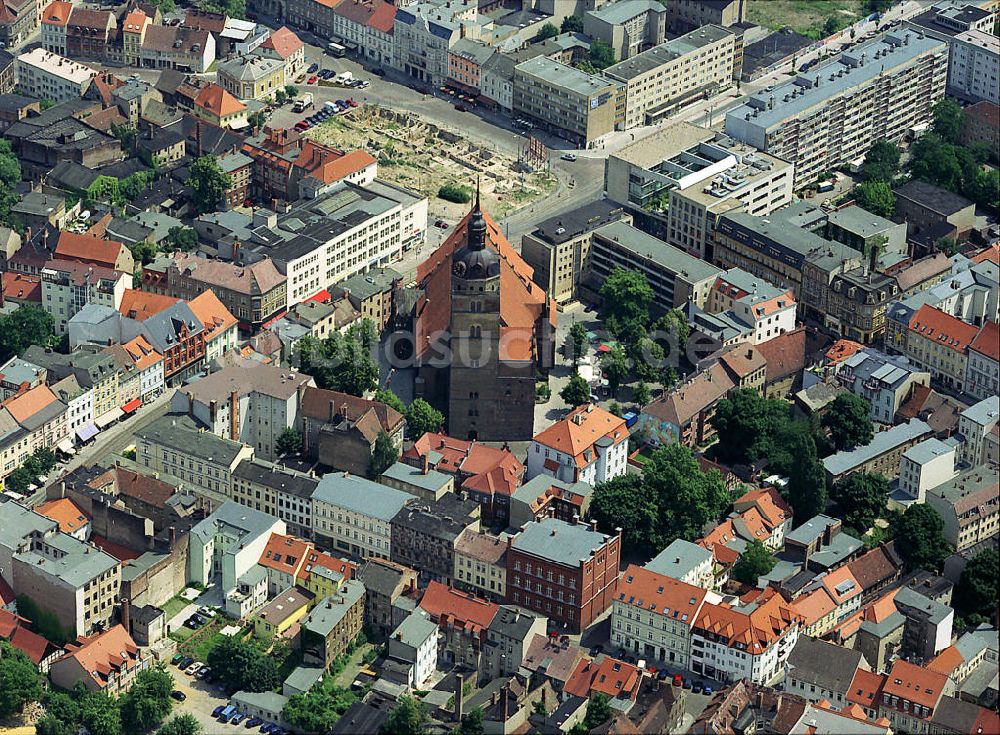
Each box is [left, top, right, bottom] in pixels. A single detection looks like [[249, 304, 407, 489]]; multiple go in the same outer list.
[[468, 177, 486, 251]]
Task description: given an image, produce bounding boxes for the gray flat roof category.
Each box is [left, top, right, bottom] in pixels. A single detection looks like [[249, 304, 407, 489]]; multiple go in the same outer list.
[[514, 56, 616, 97], [605, 25, 732, 82], [191, 500, 279, 546], [0, 502, 58, 551], [587, 0, 662, 25], [645, 539, 712, 578], [902, 437, 953, 466], [593, 221, 722, 283], [823, 419, 931, 476], [727, 30, 946, 131], [392, 609, 437, 648], [380, 462, 452, 493], [511, 518, 611, 567], [137, 415, 246, 466], [16, 534, 119, 587], [827, 205, 899, 238], [312, 473, 414, 521], [300, 580, 365, 636], [961, 395, 999, 427]]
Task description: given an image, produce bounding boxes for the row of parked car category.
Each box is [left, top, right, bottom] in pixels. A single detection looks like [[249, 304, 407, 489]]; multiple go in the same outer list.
[[212, 705, 288, 734], [293, 99, 359, 131]]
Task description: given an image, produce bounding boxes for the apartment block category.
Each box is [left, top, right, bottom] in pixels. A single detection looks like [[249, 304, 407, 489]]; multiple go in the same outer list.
[[725, 30, 948, 188], [232, 458, 317, 540], [926, 465, 999, 551], [604, 25, 736, 130], [11, 533, 120, 637], [836, 348, 930, 424], [667, 0, 746, 34], [965, 320, 999, 402], [453, 529, 507, 603], [519, 200, 631, 303], [583, 0, 666, 61], [189, 501, 285, 594], [611, 564, 708, 669], [506, 517, 621, 633], [16, 48, 95, 103], [957, 396, 999, 468], [823, 418, 933, 486], [311, 472, 414, 560], [905, 304, 979, 391], [898, 438, 956, 504], [587, 220, 722, 311], [513, 56, 622, 147], [604, 123, 792, 258], [948, 29, 999, 104]]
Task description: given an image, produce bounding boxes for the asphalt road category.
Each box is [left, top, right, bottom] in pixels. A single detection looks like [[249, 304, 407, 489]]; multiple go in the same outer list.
[[65, 391, 173, 473]]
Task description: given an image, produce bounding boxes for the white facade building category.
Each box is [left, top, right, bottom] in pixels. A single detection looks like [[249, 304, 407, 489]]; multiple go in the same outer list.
[[188, 501, 285, 593], [16, 48, 96, 103], [948, 29, 999, 104], [526, 403, 629, 485], [898, 437, 957, 503], [311, 473, 414, 560]]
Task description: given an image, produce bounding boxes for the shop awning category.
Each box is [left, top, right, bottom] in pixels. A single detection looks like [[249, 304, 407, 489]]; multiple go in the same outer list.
[[56, 438, 76, 455], [95, 408, 124, 429], [122, 398, 142, 414], [76, 423, 100, 442]]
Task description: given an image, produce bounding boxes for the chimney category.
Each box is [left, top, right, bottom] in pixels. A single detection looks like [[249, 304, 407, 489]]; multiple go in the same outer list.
[[454, 672, 464, 721], [329, 400, 336, 422], [422, 453, 429, 475], [230, 390, 238, 441], [120, 598, 130, 633], [169, 526, 176, 549]]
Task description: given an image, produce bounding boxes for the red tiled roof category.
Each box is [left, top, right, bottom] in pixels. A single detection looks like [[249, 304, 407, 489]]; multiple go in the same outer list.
[[403, 431, 524, 498], [848, 668, 886, 710], [532, 403, 627, 464], [114, 467, 175, 508], [53, 625, 141, 689], [693, 587, 801, 654], [419, 580, 499, 635], [615, 565, 706, 625], [908, 304, 979, 353], [332, 0, 396, 33], [35, 498, 89, 535], [260, 26, 303, 59], [826, 339, 865, 365], [2, 384, 59, 424], [118, 290, 180, 320], [259, 533, 311, 578], [195, 83, 247, 118], [41, 0, 72, 24], [969, 321, 999, 362], [564, 656, 642, 701], [756, 326, 807, 384], [1, 272, 41, 303], [54, 231, 126, 268], [882, 659, 949, 712]]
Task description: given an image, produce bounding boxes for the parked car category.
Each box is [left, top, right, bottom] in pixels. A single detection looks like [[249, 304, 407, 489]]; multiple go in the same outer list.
[[703, 685, 714, 696], [434, 219, 448, 229], [184, 662, 202, 676], [196, 666, 211, 679], [213, 706, 226, 718], [307, 75, 318, 84], [672, 674, 683, 687], [307, 63, 319, 73], [454, 104, 468, 112], [692, 682, 704, 694], [347, 98, 358, 107], [561, 153, 577, 161], [171, 653, 184, 665], [178, 657, 194, 669], [683, 678, 693, 689], [246, 718, 263, 728], [170, 690, 186, 702], [231, 713, 247, 725], [197, 606, 216, 618]]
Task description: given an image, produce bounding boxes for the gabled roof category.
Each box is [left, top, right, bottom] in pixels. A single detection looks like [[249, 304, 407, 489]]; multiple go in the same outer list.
[[615, 564, 706, 626], [756, 325, 807, 384], [194, 83, 247, 118], [259, 533, 311, 579], [300, 386, 404, 439], [532, 403, 627, 463], [564, 656, 641, 701], [908, 304, 979, 353], [41, 0, 71, 25], [35, 498, 89, 535], [54, 231, 127, 269], [2, 384, 59, 425], [118, 290, 180, 320], [693, 587, 801, 654], [122, 335, 162, 371], [969, 320, 999, 362], [188, 289, 238, 340], [259, 26, 302, 59], [52, 625, 141, 690], [418, 580, 499, 636], [641, 362, 734, 427], [881, 659, 949, 712]]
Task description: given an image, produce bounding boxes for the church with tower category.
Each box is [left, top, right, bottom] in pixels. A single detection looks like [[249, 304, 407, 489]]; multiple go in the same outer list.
[[412, 189, 556, 441]]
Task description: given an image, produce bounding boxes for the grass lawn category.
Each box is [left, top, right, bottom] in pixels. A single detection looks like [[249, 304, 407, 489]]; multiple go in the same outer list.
[[748, 0, 865, 37], [169, 625, 196, 643], [161, 596, 189, 621], [187, 630, 227, 663]]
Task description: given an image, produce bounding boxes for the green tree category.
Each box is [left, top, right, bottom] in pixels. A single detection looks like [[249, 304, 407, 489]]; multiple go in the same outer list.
[[111, 123, 136, 152], [822, 393, 874, 450], [187, 156, 232, 215], [711, 388, 791, 465], [861, 139, 901, 183], [568, 321, 588, 366], [284, 84, 298, 99], [43, 691, 81, 729], [405, 398, 445, 437], [158, 714, 201, 735], [166, 226, 199, 251], [601, 346, 629, 398], [80, 691, 122, 735], [275, 89, 288, 106], [589, 39, 615, 70], [0, 139, 20, 228], [731, 539, 777, 584], [381, 696, 427, 735], [438, 184, 472, 203], [533, 22, 559, 41], [374, 389, 406, 414], [0, 641, 41, 718], [276, 427, 303, 456], [591, 444, 731, 555], [955, 549, 998, 623], [561, 15, 583, 32], [120, 666, 174, 733], [937, 237, 959, 256], [854, 181, 895, 218], [283, 681, 355, 735], [207, 637, 279, 692], [607, 401, 623, 417], [909, 133, 964, 193], [931, 98, 964, 144], [456, 707, 485, 735], [36, 715, 74, 735], [822, 16, 840, 36], [632, 380, 650, 407], [584, 693, 612, 730], [130, 240, 158, 266], [575, 60, 598, 74], [892, 504, 952, 572], [560, 372, 592, 407], [600, 267, 652, 339], [786, 430, 827, 523], [368, 431, 399, 479], [651, 308, 690, 346], [15, 594, 70, 645], [833, 472, 889, 535], [0, 305, 56, 362], [299, 320, 380, 396]]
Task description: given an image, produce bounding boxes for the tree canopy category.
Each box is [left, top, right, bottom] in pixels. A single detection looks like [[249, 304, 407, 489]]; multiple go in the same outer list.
[[187, 156, 232, 215], [158, 715, 201, 735], [567, 321, 588, 366], [854, 181, 895, 218], [860, 139, 901, 184], [561, 15, 583, 32], [590, 444, 731, 555], [381, 696, 427, 735], [822, 393, 874, 450], [954, 548, 998, 627], [731, 539, 777, 585], [283, 680, 356, 734], [374, 389, 406, 414], [534, 22, 559, 41], [892, 504, 952, 572], [0, 641, 41, 718], [560, 372, 591, 407], [599, 267, 652, 340], [0, 139, 22, 229], [299, 320, 379, 396], [80, 691, 122, 735], [276, 427, 303, 457], [207, 637, 279, 693], [786, 429, 827, 524], [583, 693, 612, 730], [120, 666, 174, 733], [832, 472, 889, 536], [589, 39, 616, 70], [0, 305, 56, 362], [931, 98, 964, 144], [711, 389, 793, 467], [368, 431, 399, 478], [405, 398, 445, 437], [601, 347, 629, 398]]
